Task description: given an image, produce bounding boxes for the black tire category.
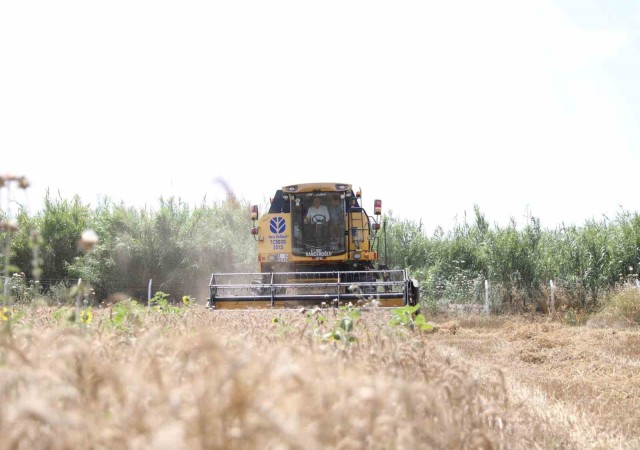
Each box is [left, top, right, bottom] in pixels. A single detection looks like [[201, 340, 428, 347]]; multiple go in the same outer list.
[[409, 279, 420, 307]]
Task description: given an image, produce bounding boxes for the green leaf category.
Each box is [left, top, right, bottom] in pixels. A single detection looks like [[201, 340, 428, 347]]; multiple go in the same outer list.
[[339, 317, 353, 332]]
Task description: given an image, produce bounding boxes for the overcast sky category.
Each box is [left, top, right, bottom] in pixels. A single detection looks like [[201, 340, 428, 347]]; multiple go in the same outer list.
[[1, 0, 639, 234]]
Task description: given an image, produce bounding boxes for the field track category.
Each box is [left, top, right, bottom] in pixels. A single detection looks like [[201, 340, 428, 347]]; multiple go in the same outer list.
[[0, 307, 638, 449], [430, 316, 640, 449]]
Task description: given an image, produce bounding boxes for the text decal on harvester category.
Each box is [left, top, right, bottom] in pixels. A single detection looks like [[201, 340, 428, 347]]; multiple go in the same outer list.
[[269, 217, 288, 250]]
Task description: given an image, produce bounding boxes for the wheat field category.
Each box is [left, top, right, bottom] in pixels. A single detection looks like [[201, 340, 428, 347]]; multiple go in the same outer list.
[[0, 306, 638, 450]]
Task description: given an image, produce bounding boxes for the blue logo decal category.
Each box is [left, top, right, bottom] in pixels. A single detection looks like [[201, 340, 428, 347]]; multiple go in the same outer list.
[[270, 217, 286, 234]]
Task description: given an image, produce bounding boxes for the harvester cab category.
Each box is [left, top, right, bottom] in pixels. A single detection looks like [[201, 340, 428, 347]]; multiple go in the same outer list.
[[209, 182, 419, 309]]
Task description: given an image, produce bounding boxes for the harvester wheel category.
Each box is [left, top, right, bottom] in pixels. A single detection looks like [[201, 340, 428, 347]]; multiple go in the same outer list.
[[409, 278, 420, 308]]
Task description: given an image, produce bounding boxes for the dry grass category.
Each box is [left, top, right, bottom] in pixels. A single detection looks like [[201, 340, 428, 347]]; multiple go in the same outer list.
[[0, 307, 638, 449], [589, 286, 640, 328], [431, 316, 640, 449]]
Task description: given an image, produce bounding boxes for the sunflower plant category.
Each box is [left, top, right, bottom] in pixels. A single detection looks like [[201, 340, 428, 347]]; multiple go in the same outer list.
[[1, 306, 24, 337]]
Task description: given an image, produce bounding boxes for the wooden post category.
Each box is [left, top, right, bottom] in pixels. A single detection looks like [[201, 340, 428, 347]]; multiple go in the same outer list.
[[484, 279, 490, 315], [550, 279, 556, 315], [2, 277, 8, 307], [75, 278, 82, 321], [148, 279, 152, 307]]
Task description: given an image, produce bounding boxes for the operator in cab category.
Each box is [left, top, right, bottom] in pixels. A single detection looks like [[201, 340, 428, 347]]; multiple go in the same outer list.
[[304, 196, 330, 224]]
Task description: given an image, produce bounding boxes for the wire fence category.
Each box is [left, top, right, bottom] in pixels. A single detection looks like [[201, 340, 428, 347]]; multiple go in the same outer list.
[[4, 273, 638, 314], [421, 274, 640, 316], [1, 276, 184, 306]]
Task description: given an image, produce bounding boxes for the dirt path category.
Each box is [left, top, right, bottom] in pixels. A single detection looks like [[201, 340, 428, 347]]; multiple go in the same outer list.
[[429, 317, 640, 449]]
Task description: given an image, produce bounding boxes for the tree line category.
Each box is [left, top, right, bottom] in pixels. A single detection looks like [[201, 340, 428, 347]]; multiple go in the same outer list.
[[4, 193, 255, 303], [2, 195, 640, 310], [383, 206, 640, 311]]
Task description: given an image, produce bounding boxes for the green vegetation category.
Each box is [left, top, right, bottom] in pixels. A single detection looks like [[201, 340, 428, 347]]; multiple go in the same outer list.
[[382, 206, 640, 314], [2, 181, 640, 318], [388, 304, 434, 331], [322, 304, 362, 343], [3, 192, 255, 305]]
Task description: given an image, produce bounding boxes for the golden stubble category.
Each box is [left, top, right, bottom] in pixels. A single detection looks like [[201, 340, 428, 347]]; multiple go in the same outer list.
[[1, 308, 637, 449]]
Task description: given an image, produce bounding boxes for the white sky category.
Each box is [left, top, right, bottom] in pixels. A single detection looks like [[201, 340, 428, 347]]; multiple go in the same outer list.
[[2, 0, 639, 233]]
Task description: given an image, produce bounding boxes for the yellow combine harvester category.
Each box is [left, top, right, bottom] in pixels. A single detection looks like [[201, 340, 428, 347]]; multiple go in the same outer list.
[[208, 182, 419, 309]]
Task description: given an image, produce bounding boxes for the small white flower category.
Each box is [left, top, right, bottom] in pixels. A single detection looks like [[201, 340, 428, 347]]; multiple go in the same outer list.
[[78, 229, 99, 251]]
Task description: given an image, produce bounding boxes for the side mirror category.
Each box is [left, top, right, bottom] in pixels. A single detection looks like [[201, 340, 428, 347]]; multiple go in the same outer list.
[[251, 205, 259, 220]]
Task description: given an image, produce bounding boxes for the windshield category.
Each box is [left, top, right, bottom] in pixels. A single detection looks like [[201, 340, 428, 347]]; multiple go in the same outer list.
[[291, 192, 346, 257]]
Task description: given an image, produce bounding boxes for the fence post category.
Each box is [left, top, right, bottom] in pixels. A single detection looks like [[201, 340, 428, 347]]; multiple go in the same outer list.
[[635, 279, 640, 291], [75, 278, 82, 320], [2, 276, 8, 307], [484, 279, 490, 315], [148, 279, 152, 307], [550, 280, 556, 315]]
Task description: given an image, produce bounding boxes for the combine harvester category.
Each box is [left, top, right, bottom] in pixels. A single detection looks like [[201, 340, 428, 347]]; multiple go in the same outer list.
[[209, 183, 419, 309]]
